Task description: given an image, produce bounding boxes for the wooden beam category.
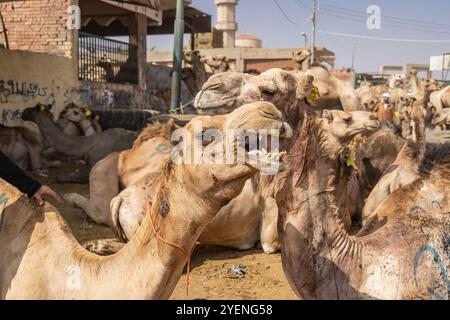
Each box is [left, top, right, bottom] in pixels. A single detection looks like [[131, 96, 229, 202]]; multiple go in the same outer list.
[[99, 0, 163, 25]]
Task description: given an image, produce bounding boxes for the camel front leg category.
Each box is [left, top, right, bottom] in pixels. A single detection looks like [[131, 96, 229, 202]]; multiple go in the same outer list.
[[64, 153, 120, 228]]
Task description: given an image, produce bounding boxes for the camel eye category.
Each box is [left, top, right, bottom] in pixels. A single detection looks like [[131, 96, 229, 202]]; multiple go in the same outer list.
[[206, 83, 222, 91], [343, 116, 352, 122], [261, 88, 276, 99]]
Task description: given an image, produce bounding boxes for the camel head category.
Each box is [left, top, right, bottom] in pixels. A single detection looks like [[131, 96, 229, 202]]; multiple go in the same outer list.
[[194, 72, 254, 115], [59, 103, 90, 124], [177, 102, 290, 207], [195, 69, 312, 119], [22, 103, 53, 122], [321, 109, 380, 143], [420, 77, 441, 92], [292, 49, 311, 64], [183, 50, 201, 64]]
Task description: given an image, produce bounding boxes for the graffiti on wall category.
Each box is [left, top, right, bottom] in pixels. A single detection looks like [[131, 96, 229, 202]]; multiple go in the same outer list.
[[0, 79, 71, 105]]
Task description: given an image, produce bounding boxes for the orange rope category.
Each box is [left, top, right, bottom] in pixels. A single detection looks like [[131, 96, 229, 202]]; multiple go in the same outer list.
[[148, 202, 195, 296]]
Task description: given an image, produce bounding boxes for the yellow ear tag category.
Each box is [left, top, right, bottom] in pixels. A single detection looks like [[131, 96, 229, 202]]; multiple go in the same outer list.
[[95, 115, 100, 121], [85, 110, 92, 117], [39, 104, 46, 112], [395, 110, 400, 116], [307, 86, 321, 105]]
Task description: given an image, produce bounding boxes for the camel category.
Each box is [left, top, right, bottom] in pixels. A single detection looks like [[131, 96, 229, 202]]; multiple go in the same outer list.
[[21, 104, 137, 183], [292, 49, 360, 111], [195, 68, 360, 114], [432, 108, 450, 130], [260, 110, 380, 253], [182, 50, 209, 96], [195, 69, 313, 118], [59, 103, 102, 136], [276, 107, 450, 300], [429, 86, 450, 113], [65, 102, 293, 252], [203, 54, 230, 74], [0, 102, 288, 299], [361, 100, 427, 227], [0, 124, 61, 171], [359, 126, 405, 191]]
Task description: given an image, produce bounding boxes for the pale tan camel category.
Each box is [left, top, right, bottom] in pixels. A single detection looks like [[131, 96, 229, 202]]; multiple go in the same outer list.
[[59, 103, 102, 136], [65, 102, 293, 252], [429, 86, 450, 113], [0, 103, 288, 300], [0, 124, 61, 170], [432, 108, 450, 129], [276, 107, 450, 300]]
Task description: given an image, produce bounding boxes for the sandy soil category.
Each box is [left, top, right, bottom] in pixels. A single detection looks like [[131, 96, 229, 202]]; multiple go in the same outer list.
[[32, 161, 297, 300]]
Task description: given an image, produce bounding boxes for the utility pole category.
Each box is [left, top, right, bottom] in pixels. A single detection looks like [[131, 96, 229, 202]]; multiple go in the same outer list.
[[170, 0, 185, 113], [352, 45, 356, 70], [310, 0, 317, 64]]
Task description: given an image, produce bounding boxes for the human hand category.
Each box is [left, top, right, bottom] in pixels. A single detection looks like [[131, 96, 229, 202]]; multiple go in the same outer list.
[[32, 185, 64, 206]]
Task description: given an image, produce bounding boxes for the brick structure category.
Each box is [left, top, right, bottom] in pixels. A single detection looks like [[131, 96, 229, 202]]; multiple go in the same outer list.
[[0, 0, 76, 58]]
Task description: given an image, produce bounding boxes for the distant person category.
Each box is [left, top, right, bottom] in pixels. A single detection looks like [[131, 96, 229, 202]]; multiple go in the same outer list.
[[374, 92, 395, 124], [0, 151, 63, 205]]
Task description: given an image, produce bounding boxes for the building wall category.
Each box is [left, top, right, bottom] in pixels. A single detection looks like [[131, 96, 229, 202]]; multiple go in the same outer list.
[[0, 50, 161, 125], [244, 59, 297, 73], [0, 0, 77, 58], [0, 49, 77, 123]]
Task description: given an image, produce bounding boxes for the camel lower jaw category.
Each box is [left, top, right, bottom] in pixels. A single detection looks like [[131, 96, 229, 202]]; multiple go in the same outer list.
[[195, 95, 236, 113]]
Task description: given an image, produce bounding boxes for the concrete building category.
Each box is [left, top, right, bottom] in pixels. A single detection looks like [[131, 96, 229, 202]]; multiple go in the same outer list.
[[215, 0, 238, 48], [148, 46, 335, 74], [0, 0, 211, 119]]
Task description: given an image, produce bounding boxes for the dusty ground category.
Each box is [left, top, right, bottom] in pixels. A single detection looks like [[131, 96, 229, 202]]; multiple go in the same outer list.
[[32, 161, 297, 300]]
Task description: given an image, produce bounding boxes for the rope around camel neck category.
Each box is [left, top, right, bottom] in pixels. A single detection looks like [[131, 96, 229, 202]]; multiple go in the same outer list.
[[148, 202, 195, 296], [293, 187, 336, 211]]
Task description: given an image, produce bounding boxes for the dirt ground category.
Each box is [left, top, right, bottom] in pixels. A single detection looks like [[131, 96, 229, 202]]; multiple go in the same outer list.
[[32, 161, 297, 300]]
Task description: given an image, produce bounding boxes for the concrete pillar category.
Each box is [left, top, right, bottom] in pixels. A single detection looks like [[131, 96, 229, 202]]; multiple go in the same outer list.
[[215, 0, 238, 48], [129, 13, 147, 90]]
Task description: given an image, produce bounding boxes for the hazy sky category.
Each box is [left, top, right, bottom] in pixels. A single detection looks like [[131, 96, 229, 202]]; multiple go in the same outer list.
[[148, 0, 450, 77]]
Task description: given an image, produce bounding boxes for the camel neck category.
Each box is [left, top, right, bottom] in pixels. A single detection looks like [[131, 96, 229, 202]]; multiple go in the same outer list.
[[289, 118, 359, 256], [35, 114, 90, 156], [78, 118, 96, 136], [87, 171, 214, 299]]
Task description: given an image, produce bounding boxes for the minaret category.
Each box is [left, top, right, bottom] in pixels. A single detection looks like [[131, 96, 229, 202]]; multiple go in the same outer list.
[[215, 0, 238, 48]]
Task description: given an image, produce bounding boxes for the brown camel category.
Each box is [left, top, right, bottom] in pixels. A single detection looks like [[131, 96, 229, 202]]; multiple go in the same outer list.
[[182, 50, 209, 95], [0, 103, 288, 299], [260, 110, 380, 253], [276, 107, 450, 300], [361, 100, 427, 227]]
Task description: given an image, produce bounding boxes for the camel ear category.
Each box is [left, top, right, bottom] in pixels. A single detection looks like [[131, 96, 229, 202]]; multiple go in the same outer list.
[[321, 109, 333, 122]]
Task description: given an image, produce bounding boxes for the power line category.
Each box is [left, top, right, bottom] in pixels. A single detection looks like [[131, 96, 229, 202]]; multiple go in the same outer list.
[[321, 7, 450, 34], [320, 9, 450, 36], [318, 30, 450, 43], [321, 3, 450, 30], [272, 0, 302, 26]]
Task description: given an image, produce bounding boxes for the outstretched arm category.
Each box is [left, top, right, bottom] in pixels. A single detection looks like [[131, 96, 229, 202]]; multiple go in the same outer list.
[[0, 152, 62, 205]]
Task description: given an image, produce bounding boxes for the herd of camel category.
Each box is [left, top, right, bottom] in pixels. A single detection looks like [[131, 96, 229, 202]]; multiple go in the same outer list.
[[1, 56, 450, 299]]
